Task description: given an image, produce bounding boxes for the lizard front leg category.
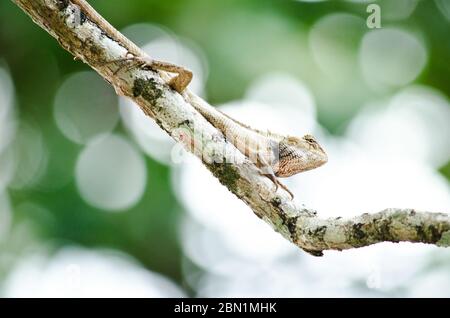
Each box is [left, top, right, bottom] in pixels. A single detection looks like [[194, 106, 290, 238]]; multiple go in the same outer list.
[[263, 172, 294, 199], [257, 153, 294, 199]]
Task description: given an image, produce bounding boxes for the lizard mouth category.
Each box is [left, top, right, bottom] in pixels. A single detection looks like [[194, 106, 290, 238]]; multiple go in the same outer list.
[[273, 139, 328, 178]]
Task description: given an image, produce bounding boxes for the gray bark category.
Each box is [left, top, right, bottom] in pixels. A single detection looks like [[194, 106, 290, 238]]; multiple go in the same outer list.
[[12, 0, 450, 256]]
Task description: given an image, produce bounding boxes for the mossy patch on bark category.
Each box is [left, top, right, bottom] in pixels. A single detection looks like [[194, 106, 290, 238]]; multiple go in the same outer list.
[[207, 161, 240, 194], [56, 0, 70, 10], [437, 230, 450, 247], [133, 78, 163, 104]]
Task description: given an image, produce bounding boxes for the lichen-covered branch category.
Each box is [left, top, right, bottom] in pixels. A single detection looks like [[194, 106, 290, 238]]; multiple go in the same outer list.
[[13, 0, 450, 256]]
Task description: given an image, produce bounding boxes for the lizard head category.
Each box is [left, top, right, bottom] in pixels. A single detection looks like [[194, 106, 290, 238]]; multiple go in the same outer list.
[[274, 134, 328, 177]]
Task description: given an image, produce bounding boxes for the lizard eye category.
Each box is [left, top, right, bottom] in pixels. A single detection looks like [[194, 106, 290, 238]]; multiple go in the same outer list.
[[303, 134, 317, 143], [303, 134, 324, 152]]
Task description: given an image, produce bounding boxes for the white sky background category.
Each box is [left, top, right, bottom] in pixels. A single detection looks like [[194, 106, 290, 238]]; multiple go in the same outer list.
[[1, 0, 450, 297]]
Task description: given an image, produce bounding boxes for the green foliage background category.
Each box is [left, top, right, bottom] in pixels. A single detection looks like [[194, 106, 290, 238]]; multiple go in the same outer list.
[[0, 0, 449, 291]]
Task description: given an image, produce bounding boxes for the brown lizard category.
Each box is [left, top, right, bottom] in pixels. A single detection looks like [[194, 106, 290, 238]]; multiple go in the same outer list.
[[185, 92, 328, 197], [70, 0, 328, 198]]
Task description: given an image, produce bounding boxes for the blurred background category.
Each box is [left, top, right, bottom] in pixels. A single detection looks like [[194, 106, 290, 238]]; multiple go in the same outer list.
[[0, 0, 449, 297]]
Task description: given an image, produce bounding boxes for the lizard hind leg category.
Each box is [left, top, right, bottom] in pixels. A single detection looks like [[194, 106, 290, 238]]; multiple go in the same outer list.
[[97, 55, 193, 93], [150, 60, 193, 93], [262, 173, 294, 199], [96, 55, 144, 75]]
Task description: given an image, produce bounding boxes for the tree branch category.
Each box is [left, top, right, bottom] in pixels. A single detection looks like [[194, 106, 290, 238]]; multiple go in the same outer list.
[[13, 0, 450, 256]]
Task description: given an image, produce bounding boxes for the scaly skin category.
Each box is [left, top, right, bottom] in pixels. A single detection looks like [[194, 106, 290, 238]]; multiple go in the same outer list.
[[185, 92, 328, 197]]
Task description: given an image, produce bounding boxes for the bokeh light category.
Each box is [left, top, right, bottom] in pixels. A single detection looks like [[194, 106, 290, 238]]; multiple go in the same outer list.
[[347, 85, 450, 168], [0, 193, 12, 242], [435, 0, 450, 21], [0, 67, 15, 242], [2, 247, 185, 297], [0, 67, 17, 157], [309, 13, 365, 79], [9, 121, 48, 190], [0, 149, 14, 194], [75, 134, 147, 211], [245, 73, 317, 134], [54, 71, 119, 144], [359, 28, 427, 88], [374, 0, 419, 21], [409, 267, 450, 297]]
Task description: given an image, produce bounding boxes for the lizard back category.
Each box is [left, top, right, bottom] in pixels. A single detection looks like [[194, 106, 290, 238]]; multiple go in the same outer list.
[[185, 92, 280, 170]]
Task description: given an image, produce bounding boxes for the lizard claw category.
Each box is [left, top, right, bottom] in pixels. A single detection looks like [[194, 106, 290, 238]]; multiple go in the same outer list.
[[276, 180, 295, 200], [263, 173, 294, 199]]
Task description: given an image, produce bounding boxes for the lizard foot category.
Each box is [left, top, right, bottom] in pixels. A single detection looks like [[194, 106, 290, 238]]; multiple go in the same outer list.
[[98, 55, 193, 93], [150, 59, 193, 93], [263, 173, 294, 199]]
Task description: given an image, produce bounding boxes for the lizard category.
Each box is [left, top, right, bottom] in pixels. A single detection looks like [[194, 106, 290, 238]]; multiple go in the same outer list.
[[184, 91, 328, 198], [70, 0, 328, 198]]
